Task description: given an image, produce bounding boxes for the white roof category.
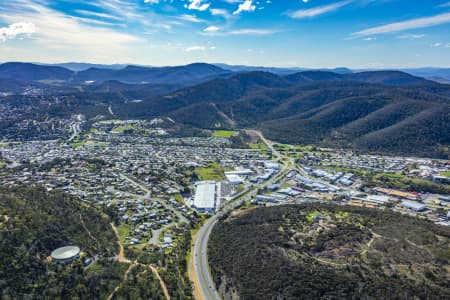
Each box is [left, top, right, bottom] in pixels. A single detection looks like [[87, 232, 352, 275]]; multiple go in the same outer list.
[[226, 174, 244, 183], [194, 182, 216, 209], [401, 200, 426, 210], [366, 195, 389, 203], [51, 246, 80, 260]]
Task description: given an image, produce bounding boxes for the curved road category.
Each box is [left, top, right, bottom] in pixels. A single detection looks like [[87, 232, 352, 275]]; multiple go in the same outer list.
[[192, 188, 258, 300], [191, 130, 288, 300]]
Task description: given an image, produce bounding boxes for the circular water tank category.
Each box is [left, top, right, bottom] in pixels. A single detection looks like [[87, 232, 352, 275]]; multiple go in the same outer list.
[[51, 246, 81, 262]]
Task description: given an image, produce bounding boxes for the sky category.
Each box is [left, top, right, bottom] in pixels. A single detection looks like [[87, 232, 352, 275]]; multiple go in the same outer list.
[[0, 0, 450, 68]]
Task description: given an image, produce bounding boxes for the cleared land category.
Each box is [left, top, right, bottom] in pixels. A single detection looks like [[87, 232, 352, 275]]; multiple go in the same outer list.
[[212, 130, 236, 138]]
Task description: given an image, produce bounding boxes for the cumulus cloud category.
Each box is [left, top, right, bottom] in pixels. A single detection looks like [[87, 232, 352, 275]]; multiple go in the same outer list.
[[185, 0, 210, 11], [204, 25, 220, 32], [0, 22, 36, 42], [233, 0, 256, 15], [0, 1, 141, 62]]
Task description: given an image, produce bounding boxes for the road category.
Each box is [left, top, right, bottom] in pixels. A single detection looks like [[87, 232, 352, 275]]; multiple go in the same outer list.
[[67, 123, 79, 142], [246, 129, 281, 159], [190, 131, 289, 300], [119, 173, 188, 224]]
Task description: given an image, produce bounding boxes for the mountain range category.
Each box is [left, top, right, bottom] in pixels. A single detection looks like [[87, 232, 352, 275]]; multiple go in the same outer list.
[[0, 62, 449, 158], [1, 62, 450, 84]]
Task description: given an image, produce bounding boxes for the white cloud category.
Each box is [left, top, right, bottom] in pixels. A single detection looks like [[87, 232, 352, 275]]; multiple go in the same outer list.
[[229, 28, 277, 35], [204, 25, 220, 32], [437, 1, 450, 8], [0, 22, 36, 42], [289, 0, 352, 19], [185, 45, 206, 51], [210, 8, 231, 18], [185, 0, 210, 11], [74, 9, 124, 21], [144, 0, 160, 3], [398, 34, 426, 40], [233, 0, 256, 15], [363, 37, 376, 41], [352, 12, 450, 36], [177, 14, 205, 23], [0, 1, 141, 62]]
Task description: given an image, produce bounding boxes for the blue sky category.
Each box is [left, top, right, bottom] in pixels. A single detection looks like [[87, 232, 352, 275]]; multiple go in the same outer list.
[[0, 0, 449, 68]]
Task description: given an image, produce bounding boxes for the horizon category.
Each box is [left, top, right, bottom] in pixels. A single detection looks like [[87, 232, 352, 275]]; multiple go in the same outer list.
[[2, 61, 450, 71], [1, 1, 450, 68]]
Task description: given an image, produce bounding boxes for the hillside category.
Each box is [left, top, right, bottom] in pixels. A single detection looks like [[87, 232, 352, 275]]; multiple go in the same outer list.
[[0, 62, 74, 82], [133, 72, 449, 158], [0, 186, 164, 299], [1, 65, 449, 158], [0, 62, 232, 85], [209, 204, 450, 300]]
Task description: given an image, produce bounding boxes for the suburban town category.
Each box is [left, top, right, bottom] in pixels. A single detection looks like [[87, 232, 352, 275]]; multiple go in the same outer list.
[[1, 116, 450, 299]]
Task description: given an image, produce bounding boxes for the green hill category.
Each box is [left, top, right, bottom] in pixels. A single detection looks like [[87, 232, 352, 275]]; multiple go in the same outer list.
[[209, 204, 450, 300], [0, 186, 164, 299]]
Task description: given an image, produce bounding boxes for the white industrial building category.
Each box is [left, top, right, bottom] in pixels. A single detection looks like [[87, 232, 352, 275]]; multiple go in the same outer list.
[[401, 200, 427, 212], [224, 169, 253, 176], [192, 181, 216, 213], [365, 195, 390, 205], [225, 174, 244, 185]]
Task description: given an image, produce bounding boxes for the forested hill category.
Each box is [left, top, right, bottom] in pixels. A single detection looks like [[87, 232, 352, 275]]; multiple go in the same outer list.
[[0, 186, 121, 298], [116, 70, 450, 158], [1, 65, 450, 158], [209, 204, 450, 300]]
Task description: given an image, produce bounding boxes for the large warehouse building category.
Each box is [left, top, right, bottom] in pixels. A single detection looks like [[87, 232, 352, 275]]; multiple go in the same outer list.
[[401, 200, 427, 212], [193, 181, 216, 213]]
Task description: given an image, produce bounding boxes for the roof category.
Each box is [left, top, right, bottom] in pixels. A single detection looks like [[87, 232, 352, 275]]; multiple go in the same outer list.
[[401, 200, 426, 210], [51, 246, 80, 260], [366, 195, 389, 204], [194, 182, 216, 209], [226, 174, 243, 183], [373, 187, 417, 199]]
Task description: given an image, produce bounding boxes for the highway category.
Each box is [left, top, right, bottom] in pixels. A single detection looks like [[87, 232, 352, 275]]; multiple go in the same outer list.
[[190, 131, 288, 300], [192, 188, 258, 300]]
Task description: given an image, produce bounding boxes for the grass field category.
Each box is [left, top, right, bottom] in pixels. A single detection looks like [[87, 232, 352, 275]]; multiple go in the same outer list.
[[70, 140, 87, 148], [213, 130, 236, 138], [111, 124, 137, 133], [249, 140, 268, 150], [441, 171, 450, 178], [116, 223, 132, 244], [195, 162, 226, 181]]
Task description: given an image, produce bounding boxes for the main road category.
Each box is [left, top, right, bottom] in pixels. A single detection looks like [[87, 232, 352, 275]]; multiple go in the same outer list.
[[190, 131, 289, 300]]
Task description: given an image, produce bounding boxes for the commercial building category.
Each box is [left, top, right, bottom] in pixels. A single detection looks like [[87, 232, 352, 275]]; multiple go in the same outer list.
[[365, 195, 390, 205], [401, 200, 427, 212], [193, 181, 216, 213], [373, 187, 418, 200], [225, 174, 244, 185], [224, 169, 253, 176]]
